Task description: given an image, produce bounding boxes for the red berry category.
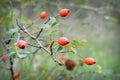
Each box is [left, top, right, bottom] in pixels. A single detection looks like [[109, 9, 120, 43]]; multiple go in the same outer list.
[[17, 40, 26, 49], [57, 56, 66, 61], [57, 37, 69, 46], [59, 9, 69, 17], [39, 11, 47, 19], [85, 57, 96, 65], [1, 54, 8, 61], [13, 72, 19, 79]]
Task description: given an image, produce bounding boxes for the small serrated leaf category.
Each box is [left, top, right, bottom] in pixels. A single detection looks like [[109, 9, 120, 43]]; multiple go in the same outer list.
[[51, 30, 59, 33], [8, 52, 16, 57], [73, 38, 86, 46], [7, 28, 19, 33], [59, 22, 64, 27], [49, 17, 57, 27], [17, 54, 27, 59], [64, 43, 76, 52], [51, 22, 57, 27], [41, 23, 50, 28], [22, 51, 31, 54], [49, 17, 56, 23], [81, 39, 88, 43], [57, 46, 63, 52]]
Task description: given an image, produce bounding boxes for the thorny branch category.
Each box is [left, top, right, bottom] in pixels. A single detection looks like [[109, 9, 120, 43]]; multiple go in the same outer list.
[[10, 57, 15, 80], [1, 40, 15, 80], [36, 28, 43, 39], [16, 19, 62, 65], [27, 43, 41, 48]]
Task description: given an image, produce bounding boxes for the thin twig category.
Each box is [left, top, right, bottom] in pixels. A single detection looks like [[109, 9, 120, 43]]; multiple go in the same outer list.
[[22, 26, 36, 39], [9, 57, 15, 80], [26, 18, 39, 29], [44, 18, 50, 24], [36, 28, 43, 39], [16, 19, 63, 65], [1, 39, 14, 80], [16, 19, 36, 39], [27, 43, 41, 48]]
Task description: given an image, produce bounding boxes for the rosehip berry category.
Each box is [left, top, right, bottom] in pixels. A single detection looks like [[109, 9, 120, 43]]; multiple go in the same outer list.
[[1, 54, 8, 61], [13, 72, 19, 79], [59, 9, 69, 17], [39, 11, 47, 19], [57, 37, 69, 46], [65, 59, 76, 70], [17, 40, 26, 49], [85, 57, 96, 65], [57, 56, 66, 61]]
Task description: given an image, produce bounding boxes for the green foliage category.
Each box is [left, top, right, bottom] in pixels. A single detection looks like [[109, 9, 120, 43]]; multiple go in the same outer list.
[[0, 0, 120, 80], [7, 28, 19, 34]]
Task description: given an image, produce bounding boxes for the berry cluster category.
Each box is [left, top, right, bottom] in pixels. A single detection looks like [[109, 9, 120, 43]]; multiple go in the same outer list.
[[39, 9, 69, 19]]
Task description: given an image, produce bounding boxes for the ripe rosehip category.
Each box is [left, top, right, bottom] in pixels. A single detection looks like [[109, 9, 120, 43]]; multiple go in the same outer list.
[[57, 37, 69, 46], [13, 72, 19, 79], [85, 57, 96, 65], [59, 9, 69, 17], [57, 56, 66, 61], [39, 11, 47, 19], [65, 59, 76, 70], [17, 40, 26, 49], [1, 54, 8, 61]]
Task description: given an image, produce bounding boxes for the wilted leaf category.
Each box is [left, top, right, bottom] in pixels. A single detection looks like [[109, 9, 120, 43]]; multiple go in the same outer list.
[[97, 65, 102, 74], [79, 59, 85, 66]]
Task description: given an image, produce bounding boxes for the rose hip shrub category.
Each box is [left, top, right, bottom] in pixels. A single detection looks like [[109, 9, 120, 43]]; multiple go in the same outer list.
[[0, 8, 96, 80]]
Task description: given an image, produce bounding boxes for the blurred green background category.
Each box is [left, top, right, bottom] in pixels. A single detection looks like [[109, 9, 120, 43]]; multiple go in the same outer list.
[[0, 0, 120, 80]]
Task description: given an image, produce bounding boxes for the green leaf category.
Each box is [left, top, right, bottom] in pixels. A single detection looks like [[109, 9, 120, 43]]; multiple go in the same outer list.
[[64, 43, 76, 52], [57, 46, 63, 52], [50, 30, 59, 35], [41, 23, 50, 28], [59, 22, 64, 27], [72, 38, 87, 46], [8, 52, 16, 57], [17, 54, 27, 59], [7, 28, 19, 33], [21, 51, 31, 54], [105, 16, 118, 22], [49, 17, 57, 28], [51, 22, 57, 27], [109, 16, 118, 22]]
